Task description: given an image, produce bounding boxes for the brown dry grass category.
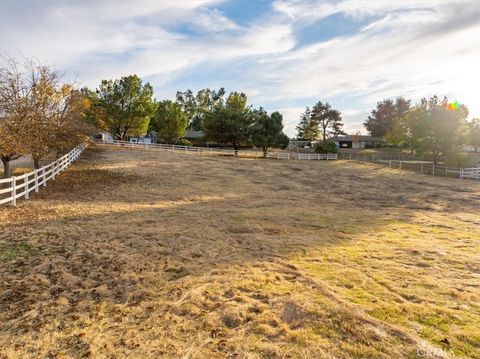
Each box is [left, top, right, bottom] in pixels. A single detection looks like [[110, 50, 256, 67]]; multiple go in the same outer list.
[[1, 147, 479, 358]]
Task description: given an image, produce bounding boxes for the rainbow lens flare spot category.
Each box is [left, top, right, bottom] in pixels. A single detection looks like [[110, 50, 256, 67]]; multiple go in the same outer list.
[[447, 101, 459, 111]]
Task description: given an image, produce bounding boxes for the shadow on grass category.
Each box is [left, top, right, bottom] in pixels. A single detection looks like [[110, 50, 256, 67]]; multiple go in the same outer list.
[[1, 147, 479, 358]]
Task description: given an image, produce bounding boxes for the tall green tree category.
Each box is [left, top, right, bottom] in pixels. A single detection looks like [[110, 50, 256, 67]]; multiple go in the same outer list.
[[149, 100, 188, 144], [251, 110, 288, 156], [203, 92, 252, 153], [364, 97, 410, 138], [296, 107, 319, 140], [391, 108, 429, 154], [94, 75, 157, 140], [422, 97, 468, 164], [176, 88, 225, 131], [467, 118, 480, 152], [310, 101, 344, 140]]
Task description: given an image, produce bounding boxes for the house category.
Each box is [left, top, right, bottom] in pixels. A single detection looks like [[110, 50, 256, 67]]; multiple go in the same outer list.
[[331, 135, 385, 149], [129, 136, 153, 144], [184, 129, 204, 141], [93, 132, 114, 143]]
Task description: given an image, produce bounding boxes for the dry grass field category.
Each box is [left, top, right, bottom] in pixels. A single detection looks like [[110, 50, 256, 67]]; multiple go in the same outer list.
[[1, 147, 479, 358]]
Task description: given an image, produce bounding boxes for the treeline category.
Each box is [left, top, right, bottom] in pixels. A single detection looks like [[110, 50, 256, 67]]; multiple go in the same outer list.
[[364, 96, 480, 163], [0, 58, 94, 178], [84, 75, 289, 155]]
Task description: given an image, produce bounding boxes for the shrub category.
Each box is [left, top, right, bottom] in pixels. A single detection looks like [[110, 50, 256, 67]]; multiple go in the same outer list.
[[445, 151, 471, 168], [315, 140, 338, 153], [175, 138, 193, 146]]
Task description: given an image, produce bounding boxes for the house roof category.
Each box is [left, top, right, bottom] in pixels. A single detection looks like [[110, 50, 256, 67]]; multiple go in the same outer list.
[[184, 130, 204, 139], [331, 135, 385, 142]]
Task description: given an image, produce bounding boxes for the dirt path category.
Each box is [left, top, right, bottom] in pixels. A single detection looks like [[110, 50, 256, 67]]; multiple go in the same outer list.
[[1, 147, 479, 358]]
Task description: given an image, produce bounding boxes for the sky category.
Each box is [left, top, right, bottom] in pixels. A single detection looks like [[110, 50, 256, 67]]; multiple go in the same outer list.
[[0, 0, 479, 137]]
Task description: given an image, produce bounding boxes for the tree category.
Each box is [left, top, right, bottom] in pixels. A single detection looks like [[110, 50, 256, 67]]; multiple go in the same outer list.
[[410, 96, 468, 164], [364, 97, 410, 138], [203, 92, 252, 153], [24, 67, 92, 168], [0, 118, 26, 178], [149, 100, 188, 144], [310, 101, 344, 140], [0, 58, 93, 174], [51, 89, 93, 157], [296, 107, 318, 140], [93, 75, 157, 140], [0, 59, 29, 177], [467, 118, 480, 152], [176, 88, 225, 131], [315, 140, 338, 154], [251, 110, 288, 156], [394, 108, 429, 154]]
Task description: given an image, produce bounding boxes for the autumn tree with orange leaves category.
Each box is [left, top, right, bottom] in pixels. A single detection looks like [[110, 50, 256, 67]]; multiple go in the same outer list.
[[0, 57, 93, 177]]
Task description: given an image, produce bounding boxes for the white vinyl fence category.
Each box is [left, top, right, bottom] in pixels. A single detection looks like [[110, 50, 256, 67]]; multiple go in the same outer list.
[[339, 152, 480, 181], [297, 153, 338, 160], [459, 167, 480, 180], [0, 144, 86, 207], [95, 140, 338, 161]]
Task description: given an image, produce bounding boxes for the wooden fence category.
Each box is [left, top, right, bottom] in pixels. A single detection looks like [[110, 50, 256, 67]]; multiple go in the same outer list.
[[0, 144, 86, 207], [95, 140, 338, 161]]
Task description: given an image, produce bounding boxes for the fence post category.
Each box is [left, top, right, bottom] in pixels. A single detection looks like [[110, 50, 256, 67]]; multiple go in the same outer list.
[[460, 168, 464, 180], [25, 175, 29, 199], [420, 162, 423, 174], [364, 156, 366, 164], [445, 165, 447, 177], [11, 176, 16, 206], [349, 154, 352, 160], [432, 164, 435, 176], [389, 160, 392, 168], [399, 161, 402, 170], [34, 169, 39, 192], [43, 167, 47, 187]]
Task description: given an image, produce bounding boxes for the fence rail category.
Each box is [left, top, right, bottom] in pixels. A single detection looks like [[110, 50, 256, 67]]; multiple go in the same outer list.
[[338, 152, 480, 181], [94, 140, 338, 161], [0, 144, 86, 207]]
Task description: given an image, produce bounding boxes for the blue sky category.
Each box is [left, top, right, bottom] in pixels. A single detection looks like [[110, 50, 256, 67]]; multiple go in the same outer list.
[[1, 0, 479, 136]]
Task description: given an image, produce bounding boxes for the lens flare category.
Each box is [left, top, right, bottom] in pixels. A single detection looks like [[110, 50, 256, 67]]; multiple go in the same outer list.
[[447, 101, 459, 111]]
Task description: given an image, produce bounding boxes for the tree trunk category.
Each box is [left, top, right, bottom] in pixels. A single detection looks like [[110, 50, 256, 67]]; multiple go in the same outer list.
[[234, 143, 239, 157], [263, 147, 268, 158], [1, 158, 11, 178], [433, 150, 439, 165], [33, 158, 40, 170], [322, 125, 327, 141]]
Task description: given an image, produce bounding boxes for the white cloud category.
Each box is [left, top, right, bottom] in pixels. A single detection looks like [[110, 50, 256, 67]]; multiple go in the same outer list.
[[248, 0, 480, 135], [1, 0, 478, 138]]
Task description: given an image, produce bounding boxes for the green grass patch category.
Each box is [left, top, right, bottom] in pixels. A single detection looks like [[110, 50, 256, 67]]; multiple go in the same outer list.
[[0, 243, 32, 262]]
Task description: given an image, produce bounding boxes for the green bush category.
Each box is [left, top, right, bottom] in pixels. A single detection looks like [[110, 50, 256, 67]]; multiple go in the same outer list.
[[445, 151, 471, 168], [315, 140, 338, 153], [175, 138, 193, 146]]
